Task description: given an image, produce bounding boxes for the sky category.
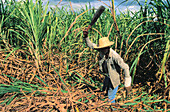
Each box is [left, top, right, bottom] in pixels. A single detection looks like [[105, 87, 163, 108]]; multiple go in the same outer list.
[[2, 0, 149, 14], [41, 0, 148, 14]]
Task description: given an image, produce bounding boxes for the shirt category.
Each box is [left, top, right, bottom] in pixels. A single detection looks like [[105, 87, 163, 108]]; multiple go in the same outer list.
[[85, 37, 131, 88]]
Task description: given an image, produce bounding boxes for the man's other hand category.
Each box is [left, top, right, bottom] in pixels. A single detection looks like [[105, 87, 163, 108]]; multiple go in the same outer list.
[[83, 28, 88, 38]]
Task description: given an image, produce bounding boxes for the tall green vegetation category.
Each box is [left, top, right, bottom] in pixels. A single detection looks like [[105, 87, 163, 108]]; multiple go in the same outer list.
[[0, 0, 169, 111]]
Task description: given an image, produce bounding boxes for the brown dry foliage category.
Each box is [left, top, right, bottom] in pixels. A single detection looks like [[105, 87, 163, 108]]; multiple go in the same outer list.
[[0, 50, 169, 111]]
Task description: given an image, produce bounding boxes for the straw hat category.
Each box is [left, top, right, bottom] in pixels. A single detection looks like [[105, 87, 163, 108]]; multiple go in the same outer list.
[[94, 37, 114, 49]]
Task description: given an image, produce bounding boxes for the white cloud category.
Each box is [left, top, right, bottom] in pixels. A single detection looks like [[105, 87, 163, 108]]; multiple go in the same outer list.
[[128, 6, 135, 9], [116, 5, 140, 15]]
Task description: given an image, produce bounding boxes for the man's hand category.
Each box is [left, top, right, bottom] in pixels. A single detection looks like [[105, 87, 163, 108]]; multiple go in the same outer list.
[[102, 76, 114, 96], [125, 86, 132, 97], [83, 28, 88, 38]]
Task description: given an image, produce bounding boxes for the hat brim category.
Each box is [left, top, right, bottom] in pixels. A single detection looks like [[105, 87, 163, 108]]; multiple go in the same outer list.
[[94, 42, 114, 49]]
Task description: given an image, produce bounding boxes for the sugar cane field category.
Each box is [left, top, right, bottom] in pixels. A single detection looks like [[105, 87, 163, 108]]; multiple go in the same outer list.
[[0, 0, 169, 111]]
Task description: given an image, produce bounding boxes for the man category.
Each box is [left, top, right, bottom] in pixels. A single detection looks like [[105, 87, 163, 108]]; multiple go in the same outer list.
[[83, 29, 132, 103]]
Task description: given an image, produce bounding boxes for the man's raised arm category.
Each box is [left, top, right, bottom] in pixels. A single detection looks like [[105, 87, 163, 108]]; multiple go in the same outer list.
[[83, 29, 96, 49]]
